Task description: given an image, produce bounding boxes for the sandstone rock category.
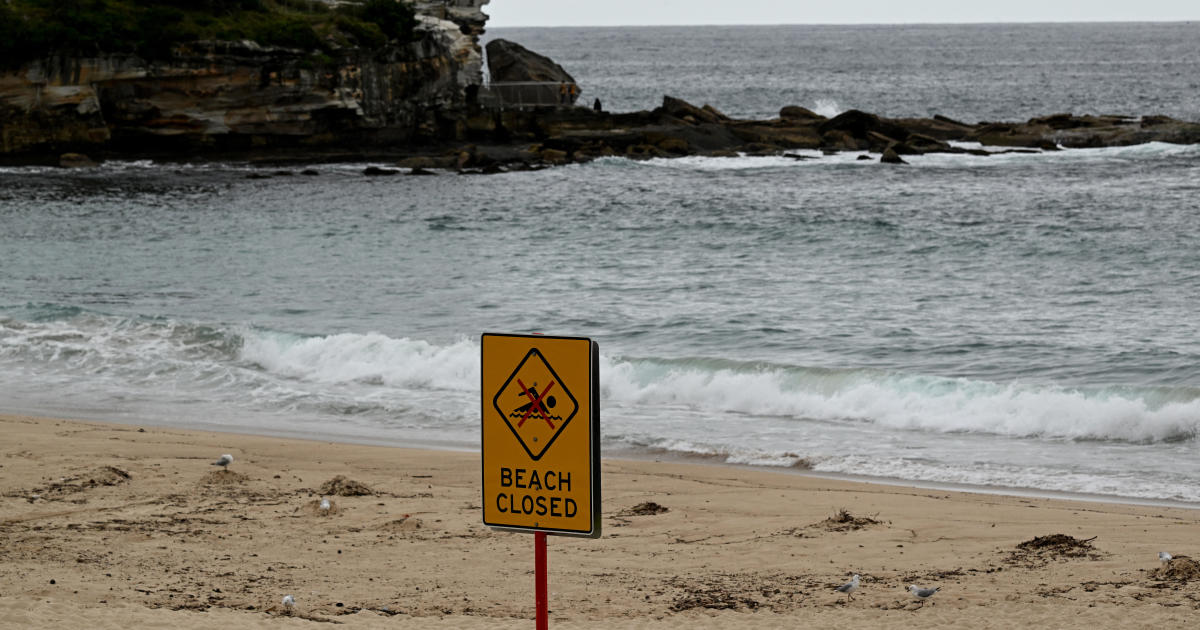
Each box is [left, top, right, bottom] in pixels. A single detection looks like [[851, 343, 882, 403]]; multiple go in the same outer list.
[[933, 114, 971, 127], [740, 143, 779, 156], [654, 136, 690, 154], [779, 105, 824, 122], [903, 133, 950, 152], [880, 146, 907, 164], [396, 156, 438, 169], [821, 129, 862, 152], [866, 131, 900, 151], [970, 122, 1051, 148], [893, 117, 975, 141], [702, 104, 731, 121], [1, 7, 484, 158], [1140, 115, 1175, 127], [819, 110, 909, 144], [412, 0, 490, 37], [486, 39, 575, 83], [58, 152, 96, 168], [1029, 113, 1088, 129], [575, 142, 618, 159], [660, 96, 722, 125], [626, 144, 668, 159], [539, 148, 568, 164]]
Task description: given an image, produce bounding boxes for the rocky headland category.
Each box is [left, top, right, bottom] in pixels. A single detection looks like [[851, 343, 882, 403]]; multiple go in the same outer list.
[[2, 1, 1199, 170], [0, 0, 490, 163]]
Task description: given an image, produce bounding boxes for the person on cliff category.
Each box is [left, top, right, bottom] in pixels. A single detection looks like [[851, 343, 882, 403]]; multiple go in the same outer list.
[[559, 81, 568, 106], [593, 98, 603, 112], [569, 82, 580, 105]]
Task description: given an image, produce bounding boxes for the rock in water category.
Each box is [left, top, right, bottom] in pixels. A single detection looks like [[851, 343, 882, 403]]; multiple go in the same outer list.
[[780, 105, 824, 122], [881, 146, 907, 164], [485, 39, 576, 83], [59, 153, 96, 168]]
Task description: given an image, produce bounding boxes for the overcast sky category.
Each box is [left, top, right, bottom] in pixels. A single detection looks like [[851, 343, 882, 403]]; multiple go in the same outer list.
[[485, 0, 1200, 27]]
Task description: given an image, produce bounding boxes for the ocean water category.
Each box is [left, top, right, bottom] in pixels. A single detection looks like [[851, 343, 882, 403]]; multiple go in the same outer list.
[[487, 22, 1200, 122], [3, 24, 1200, 503]]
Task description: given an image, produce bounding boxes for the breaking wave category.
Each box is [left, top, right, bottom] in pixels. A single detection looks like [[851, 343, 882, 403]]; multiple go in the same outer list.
[[3, 306, 1196, 445]]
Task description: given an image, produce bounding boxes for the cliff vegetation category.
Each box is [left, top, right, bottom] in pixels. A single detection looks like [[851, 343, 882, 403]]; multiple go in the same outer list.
[[0, 0, 418, 67]]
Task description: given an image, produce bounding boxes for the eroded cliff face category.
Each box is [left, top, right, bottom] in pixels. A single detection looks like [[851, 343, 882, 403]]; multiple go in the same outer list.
[[0, 1, 491, 158]]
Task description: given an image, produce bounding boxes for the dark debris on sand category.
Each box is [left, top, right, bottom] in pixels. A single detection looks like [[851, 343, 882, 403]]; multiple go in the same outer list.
[[199, 469, 250, 485], [11, 466, 133, 501], [319, 475, 374, 496], [665, 572, 810, 612], [816, 508, 882, 532], [618, 501, 669, 517], [1152, 555, 1200, 583], [1005, 534, 1104, 567]]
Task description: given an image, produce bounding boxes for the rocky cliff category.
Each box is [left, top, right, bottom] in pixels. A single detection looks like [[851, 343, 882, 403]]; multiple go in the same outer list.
[[0, 1, 491, 160]]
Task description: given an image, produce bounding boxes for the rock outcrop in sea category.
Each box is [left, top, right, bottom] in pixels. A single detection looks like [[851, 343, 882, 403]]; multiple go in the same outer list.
[[451, 96, 1200, 171]]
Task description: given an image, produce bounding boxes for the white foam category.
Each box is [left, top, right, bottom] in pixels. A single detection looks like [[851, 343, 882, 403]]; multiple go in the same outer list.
[[812, 98, 843, 118], [601, 358, 1200, 443], [240, 330, 478, 391], [6, 313, 1197, 445]]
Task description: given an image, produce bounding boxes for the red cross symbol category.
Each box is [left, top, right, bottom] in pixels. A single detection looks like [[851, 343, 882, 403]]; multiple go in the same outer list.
[[516, 379, 556, 429]]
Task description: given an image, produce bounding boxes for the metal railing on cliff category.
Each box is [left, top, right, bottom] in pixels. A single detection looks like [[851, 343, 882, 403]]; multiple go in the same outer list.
[[477, 82, 580, 110]]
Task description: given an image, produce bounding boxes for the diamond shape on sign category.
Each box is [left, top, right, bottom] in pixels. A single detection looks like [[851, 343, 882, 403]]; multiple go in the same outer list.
[[493, 348, 579, 461]]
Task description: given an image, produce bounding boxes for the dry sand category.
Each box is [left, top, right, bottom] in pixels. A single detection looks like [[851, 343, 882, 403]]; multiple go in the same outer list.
[[2, 413, 1199, 628]]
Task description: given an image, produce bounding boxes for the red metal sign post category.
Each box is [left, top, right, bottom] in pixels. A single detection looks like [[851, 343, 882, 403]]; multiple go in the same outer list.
[[482, 333, 601, 629], [535, 531, 548, 630]]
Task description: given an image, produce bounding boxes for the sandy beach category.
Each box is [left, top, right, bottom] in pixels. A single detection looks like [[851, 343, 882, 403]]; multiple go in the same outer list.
[[1, 413, 1198, 629]]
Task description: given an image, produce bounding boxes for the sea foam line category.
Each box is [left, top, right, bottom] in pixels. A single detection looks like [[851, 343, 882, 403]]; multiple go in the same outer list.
[[4, 310, 1198, 444]]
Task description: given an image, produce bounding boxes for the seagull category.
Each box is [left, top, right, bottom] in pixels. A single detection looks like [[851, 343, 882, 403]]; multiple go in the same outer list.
[[908, 584, 940, 604], [212, 454, 233, 468], [1159, 551, 1172, 564], [835, 574, 860, 601], [282, 594, 295, 613], [320, 497, 331, 511]]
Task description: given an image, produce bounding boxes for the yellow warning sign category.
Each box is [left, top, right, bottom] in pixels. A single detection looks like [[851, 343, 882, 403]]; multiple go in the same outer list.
[[482, 333, 600, 537]]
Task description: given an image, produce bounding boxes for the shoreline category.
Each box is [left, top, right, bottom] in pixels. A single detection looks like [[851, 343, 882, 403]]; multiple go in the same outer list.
[[11, 408, 1200, 511], [3, 412, 1199, 628], [7, 409, 1197, 512]]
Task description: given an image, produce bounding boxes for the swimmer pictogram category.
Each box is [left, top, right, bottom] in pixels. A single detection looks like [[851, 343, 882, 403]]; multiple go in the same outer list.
[[515, 379, 558, 428], [493, 348, 578, 461]]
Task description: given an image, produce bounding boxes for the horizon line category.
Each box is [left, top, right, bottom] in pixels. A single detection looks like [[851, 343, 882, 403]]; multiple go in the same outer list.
[[487, 18, 1199, 29]]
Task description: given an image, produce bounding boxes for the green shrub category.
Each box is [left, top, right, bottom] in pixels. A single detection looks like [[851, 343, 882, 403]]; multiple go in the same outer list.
[[360, 0, 416, 43], [0, 0, 417, 69], [333, 14, 387, 49]]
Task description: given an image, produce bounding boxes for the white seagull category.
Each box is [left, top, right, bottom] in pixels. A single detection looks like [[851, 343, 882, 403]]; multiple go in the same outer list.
[[1159, 551, 1172, 564], [212, 454, 234, 468], [282, 594, 295, 613], [908, 584, 940, 603], [835, 574, 860, 601]]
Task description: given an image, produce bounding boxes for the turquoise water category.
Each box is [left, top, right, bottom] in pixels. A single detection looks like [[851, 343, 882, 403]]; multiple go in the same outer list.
[[3, 24, 1200, 502]]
